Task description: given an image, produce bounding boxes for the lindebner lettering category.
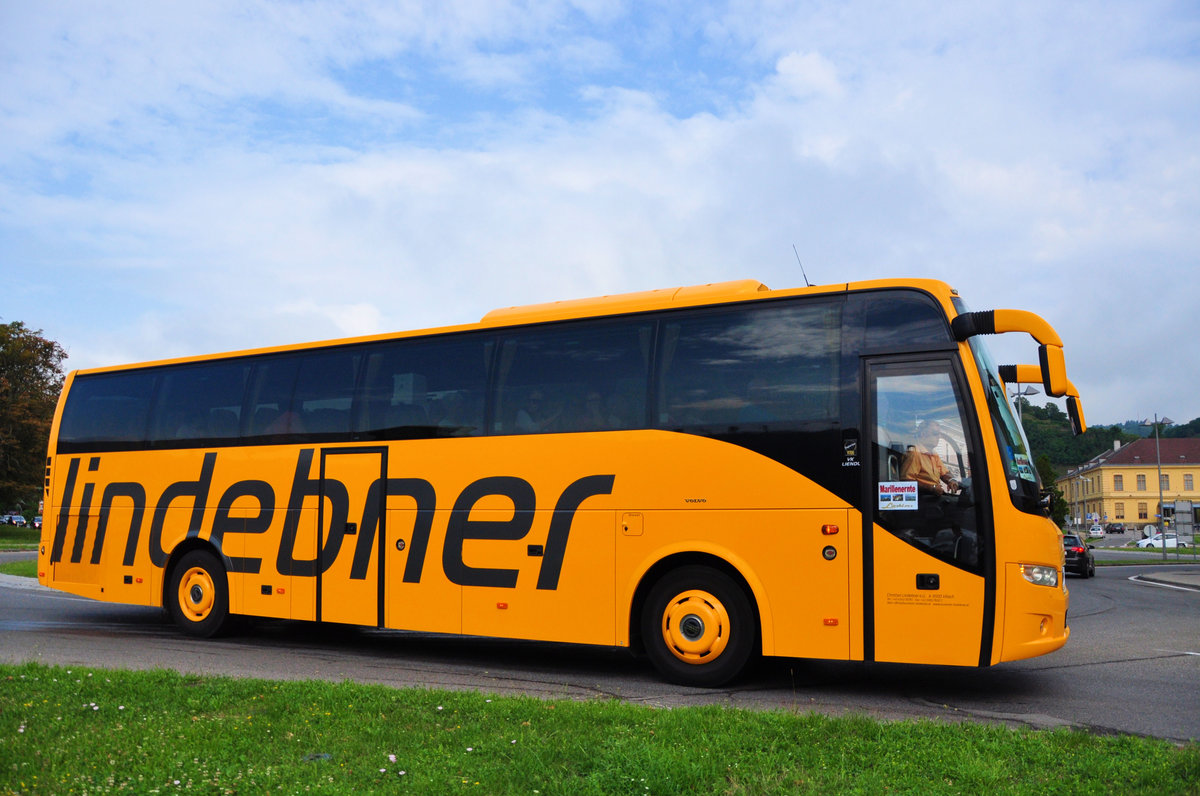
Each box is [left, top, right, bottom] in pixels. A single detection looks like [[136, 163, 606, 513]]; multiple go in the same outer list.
[[50, 450, 614, 591]]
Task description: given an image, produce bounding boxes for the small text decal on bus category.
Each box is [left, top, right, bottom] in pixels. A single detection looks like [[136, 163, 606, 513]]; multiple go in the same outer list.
[[878, 481, 918, 511]]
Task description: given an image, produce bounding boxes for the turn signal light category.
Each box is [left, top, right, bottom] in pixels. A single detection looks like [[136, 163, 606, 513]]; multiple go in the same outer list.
[[821, 524, 839, 535]]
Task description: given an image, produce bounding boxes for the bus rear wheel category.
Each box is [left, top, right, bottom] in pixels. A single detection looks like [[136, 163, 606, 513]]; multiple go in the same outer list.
[[641, 565, 755, 687], [168, 550, 231, 638]]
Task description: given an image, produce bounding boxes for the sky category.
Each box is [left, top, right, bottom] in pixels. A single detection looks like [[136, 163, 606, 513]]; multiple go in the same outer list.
[[2, 1, 1198, 428]]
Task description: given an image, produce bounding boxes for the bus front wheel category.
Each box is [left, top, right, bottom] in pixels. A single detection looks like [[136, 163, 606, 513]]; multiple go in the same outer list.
[[641, 565, 755, 687], [168, 550, 231, 638]]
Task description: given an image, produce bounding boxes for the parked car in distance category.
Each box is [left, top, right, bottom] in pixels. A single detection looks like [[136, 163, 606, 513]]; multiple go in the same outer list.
[[32, 516, 42, 529], [1105, 523, 1125, 533], [1088, 524, 1105, 538], [1, 514, 25, 527], [1136, 533, 1190, 549], [1063, 533, 1095, 578]]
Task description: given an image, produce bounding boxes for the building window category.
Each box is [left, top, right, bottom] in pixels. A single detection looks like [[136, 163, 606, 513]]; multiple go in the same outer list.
[[1115, 502, 1125, 520], [1113, 474, 1124, 491], [1186, 474, 1194, 491], [1161, 474, 1170, 491], [1138, 502, 1148, 520], [1137, 474, 1147, 491]]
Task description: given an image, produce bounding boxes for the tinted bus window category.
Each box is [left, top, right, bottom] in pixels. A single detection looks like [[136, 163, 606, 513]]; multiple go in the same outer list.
[[494, 321, 652, 434], [658, 301, 841, 432], [244, 356, 302, 440], [358, 336, 491, 439], [294, 348, 362, 437], [148, 361, 250, 445], [58, 371, 156, 452], [864, 291, 951, 348]]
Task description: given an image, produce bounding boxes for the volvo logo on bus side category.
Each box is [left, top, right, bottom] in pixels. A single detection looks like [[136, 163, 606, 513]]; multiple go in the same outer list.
[[49, 450, 614, 591]]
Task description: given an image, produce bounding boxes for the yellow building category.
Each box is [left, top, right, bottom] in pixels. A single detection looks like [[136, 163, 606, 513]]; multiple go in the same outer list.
[[1056, 438, 1200, 537]]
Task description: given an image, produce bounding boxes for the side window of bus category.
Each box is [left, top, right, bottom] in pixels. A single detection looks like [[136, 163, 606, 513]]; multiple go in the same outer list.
[[244, 356, 302, 440], [864, 292, 952, 347], [657, 302, 841, 431], [493, 321, 652, 434], [358, 336, 490, 439], [58, 372, 156, 450], [292, 349, 362, 438], [148, 361, 250, 445]]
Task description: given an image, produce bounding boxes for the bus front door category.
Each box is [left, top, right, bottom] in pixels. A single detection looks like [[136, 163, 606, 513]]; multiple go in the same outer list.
[[318, 447, 387, 627], [866, 359, 990, 666]]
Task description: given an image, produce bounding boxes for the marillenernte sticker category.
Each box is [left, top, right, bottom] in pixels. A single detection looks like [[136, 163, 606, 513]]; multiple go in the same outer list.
[[878, 481, 918, 511]]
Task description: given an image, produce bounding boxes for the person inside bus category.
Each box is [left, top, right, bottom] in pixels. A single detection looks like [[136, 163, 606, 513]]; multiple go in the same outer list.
[[262, 407, 305, 435], [515, 389, 561, 433], [901, 420, 960, 495], [436, 391, 477, 436], [575, 390, 612, 431]]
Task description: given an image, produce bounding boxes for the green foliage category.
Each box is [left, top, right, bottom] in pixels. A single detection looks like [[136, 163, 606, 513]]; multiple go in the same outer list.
[[1, 662, 1196, 794], [1035, 454, 1068, 526], [0, 321, 66, 512], [1164, 417, 1200, 438], [1020, 401, 1139, 476]]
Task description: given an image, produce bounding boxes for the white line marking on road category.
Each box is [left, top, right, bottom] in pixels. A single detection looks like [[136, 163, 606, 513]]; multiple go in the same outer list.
[[1127, 575, 1200, 592]]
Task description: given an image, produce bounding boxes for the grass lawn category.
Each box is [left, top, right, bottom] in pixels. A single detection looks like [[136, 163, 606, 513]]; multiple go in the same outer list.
[[0, 524, 38, 551], [3, 525, 1196, 792], [1, 662, 1196, 795]]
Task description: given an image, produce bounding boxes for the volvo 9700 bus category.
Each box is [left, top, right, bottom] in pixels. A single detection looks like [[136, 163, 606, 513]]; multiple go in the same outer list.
[[39, 278, 1085, 685]]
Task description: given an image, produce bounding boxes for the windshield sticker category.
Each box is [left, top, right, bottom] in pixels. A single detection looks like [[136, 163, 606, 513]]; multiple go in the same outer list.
[[879, 481, 918, 511], [1012, 453, 1037, 482]]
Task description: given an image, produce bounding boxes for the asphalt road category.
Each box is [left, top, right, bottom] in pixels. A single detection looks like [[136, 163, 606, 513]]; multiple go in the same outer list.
[[1, 556, 1197, 744]]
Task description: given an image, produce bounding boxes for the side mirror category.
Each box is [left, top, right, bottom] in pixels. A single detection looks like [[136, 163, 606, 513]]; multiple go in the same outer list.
[[1039, 489, 1055, 517], [1038, 343, 1068, 397], [1067, 395, 1086, 435]]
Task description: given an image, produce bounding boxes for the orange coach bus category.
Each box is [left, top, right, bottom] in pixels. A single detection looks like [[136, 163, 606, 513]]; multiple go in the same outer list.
[[38, 278, 1085, 686]]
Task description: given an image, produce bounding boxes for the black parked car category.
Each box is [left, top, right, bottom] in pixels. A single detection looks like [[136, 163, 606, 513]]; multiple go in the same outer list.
[[1062, 533, 1095, 578]]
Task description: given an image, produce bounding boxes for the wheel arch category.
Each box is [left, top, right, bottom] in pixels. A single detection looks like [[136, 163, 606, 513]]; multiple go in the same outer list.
[[628, 551, 765, 656], [163, 538, 231, 613]]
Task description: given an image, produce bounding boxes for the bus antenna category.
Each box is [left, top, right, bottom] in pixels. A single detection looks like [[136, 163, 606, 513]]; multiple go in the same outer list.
[[792, 244, 812, 287]]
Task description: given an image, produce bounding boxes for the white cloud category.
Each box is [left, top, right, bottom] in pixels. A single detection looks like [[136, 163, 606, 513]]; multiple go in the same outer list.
[[2, 1, 1198, 427], [773, 52, 842, 100]]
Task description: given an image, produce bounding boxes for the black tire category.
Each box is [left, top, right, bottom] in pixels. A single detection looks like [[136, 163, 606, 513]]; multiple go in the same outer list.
[[641, 565, 756, 687], [167, 550, 231, 638], [1087, 560, 1095, 578]]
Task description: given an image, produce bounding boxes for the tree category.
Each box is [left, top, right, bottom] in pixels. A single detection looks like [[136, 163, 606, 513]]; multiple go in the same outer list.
[[1035, 453, 1068, 527], [1021, 401, 1138, 473], [1164, 417, 1200, 438], [0, 321, 67, 513]]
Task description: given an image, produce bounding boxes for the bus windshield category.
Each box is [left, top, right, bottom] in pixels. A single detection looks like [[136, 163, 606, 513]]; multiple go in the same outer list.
[[966, 335, 1042, 512]]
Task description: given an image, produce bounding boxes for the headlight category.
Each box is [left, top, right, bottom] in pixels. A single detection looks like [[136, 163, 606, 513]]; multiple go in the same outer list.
[[1020, 564, 1059, 587]]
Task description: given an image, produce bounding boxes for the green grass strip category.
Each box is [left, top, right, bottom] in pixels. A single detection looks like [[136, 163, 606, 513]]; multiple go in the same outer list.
[[2, 662, 1196, 794]]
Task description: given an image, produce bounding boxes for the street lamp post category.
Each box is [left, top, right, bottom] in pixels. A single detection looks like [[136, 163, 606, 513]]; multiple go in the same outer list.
[[1074, 474, 1092, 528], [1142, 414, 1174, 561], [1009, 385, 1039, 422]]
